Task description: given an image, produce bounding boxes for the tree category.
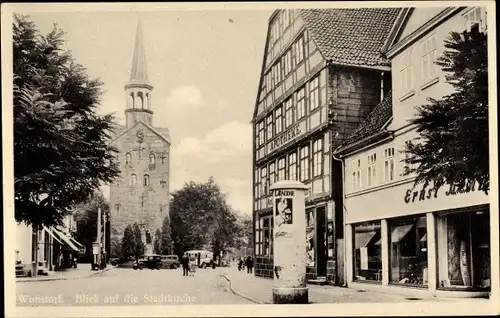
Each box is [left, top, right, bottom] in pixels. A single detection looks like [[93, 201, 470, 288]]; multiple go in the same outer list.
[[73, 193, 110, 262], [132, 223, 145, 258], [153, 229, 162, 255], [403, 28, 489, 194], [169, 177, 245, 261], [121, 225, 135, 259], [159, 216, 172, 255], [13, 14, 120, 228]]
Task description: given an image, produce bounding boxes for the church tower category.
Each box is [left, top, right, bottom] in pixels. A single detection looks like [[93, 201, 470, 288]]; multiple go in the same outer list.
[[125, 18, 154, 128], [109, 18, 171, 257]]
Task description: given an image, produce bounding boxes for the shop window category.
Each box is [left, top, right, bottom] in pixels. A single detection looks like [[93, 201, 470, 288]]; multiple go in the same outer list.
[[288, 152, 297, 181], [278, 157, 286, 181], [353, 222, 382, 282], [296, 87, 306, 120], [389, 215, 428, 286], [438, 211, 490, 290], [306, 209, 315, 267]]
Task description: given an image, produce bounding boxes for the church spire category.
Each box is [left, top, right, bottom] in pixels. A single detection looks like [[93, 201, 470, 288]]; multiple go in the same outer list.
[[128, 17, 150, 86]]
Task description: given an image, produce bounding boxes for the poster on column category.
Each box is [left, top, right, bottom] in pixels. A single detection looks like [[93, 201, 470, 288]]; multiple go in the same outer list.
[[274, 191, 294, 282]]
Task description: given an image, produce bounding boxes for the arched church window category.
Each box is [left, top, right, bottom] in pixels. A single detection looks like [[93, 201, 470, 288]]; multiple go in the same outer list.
[[129, 93, 135, 109], [126, 152, 132, 164], [130, 174, 137, 187], [137, 92, 144, 109], [143, 174, 150, 186], [149, 153, 155, 165], [145, 93, 150, 110]]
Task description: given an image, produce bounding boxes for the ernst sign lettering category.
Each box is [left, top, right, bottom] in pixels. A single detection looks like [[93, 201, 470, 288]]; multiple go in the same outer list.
[[404, 180, 486, 204]]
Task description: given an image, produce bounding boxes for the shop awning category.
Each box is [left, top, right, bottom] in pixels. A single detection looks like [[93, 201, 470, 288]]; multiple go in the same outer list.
[[374, 239, 381, 245], [43, 226, 63, 245], [354, 231, 376, 249], [52, 228, 79, 252], [70, 236, 84, 248], [391, 224, 413, 243], [420, 233, 427, 242]]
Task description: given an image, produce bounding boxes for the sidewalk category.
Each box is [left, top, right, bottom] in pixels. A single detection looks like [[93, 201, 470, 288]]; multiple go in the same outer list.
[[220, 267, 443, 304], [16, 263, 114, 282]]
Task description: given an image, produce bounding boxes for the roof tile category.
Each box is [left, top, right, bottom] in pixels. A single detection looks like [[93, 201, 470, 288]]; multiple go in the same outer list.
[[298, 8, 401, 67], [342, 90, 393, 147]]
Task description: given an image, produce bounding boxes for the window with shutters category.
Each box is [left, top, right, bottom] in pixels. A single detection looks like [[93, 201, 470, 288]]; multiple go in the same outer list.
[[400, 50, 414, 95]]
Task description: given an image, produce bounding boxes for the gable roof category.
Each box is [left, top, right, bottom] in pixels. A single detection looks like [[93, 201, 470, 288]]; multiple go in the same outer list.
[[299, 8, 402, 67], [338, 90, 393, 151], [110, 120, 171, 145]]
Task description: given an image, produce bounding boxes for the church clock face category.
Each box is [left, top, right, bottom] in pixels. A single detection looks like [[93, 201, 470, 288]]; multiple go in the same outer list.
[[136, 129, 145, 143]]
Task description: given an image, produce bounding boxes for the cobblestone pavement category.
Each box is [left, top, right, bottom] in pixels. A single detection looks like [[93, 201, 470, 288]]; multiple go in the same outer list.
[[220, 267, 453, 304], [16, 266, 251, 306]]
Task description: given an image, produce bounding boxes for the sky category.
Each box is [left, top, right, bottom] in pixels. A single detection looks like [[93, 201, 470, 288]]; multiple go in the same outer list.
[[22, 9, 272, 216]]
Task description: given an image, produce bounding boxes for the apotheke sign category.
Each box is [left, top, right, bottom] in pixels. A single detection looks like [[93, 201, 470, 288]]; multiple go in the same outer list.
[[267, 121, 307, 155]]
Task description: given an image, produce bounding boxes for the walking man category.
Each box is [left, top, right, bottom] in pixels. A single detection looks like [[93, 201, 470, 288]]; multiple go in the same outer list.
[[245, 256, 253, 274], [181, 253, 190, 276]]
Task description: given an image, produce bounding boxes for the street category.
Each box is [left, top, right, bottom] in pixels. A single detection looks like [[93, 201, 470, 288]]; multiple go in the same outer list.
[[16, 267, 251, 306]]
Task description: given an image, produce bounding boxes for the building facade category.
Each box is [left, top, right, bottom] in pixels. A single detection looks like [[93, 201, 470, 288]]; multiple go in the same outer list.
[[336, 7, 490, 298], [109, 19, 171, 256], [251, 8, 400, 284], [15, 213, 83, 277]]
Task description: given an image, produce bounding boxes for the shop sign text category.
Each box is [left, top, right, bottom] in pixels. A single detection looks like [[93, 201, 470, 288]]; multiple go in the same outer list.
[[404, 180, 486, 204], [267, 122, 306, 155], [274, 190, 295, 197]]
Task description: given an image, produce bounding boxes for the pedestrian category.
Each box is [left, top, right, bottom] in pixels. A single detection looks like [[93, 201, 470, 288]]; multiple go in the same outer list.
[[245, 256, 253, 274], [181, 253, 190, 276], [238, 257, 243, 271], [189, 257, 197, 276]]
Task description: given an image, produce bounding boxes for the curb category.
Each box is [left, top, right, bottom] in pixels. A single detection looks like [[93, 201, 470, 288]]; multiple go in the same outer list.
[[16, 266, 114, 283], [221, 274, 265, 304]]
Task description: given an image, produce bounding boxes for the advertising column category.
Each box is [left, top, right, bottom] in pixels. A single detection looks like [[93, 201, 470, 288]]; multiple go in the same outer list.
[[271, 180, 309, 304]]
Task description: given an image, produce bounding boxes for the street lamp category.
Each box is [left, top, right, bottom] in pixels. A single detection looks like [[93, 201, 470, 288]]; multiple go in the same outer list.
[[103, 213, 107, 268]]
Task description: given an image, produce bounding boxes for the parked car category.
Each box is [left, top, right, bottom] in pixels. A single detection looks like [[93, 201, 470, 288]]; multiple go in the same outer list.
[[160, 255, 180, 269], [133, 254, 162, 270]]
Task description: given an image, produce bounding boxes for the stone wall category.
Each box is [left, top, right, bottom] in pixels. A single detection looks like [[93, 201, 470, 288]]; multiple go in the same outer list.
[[109, 122, 170, 256]]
